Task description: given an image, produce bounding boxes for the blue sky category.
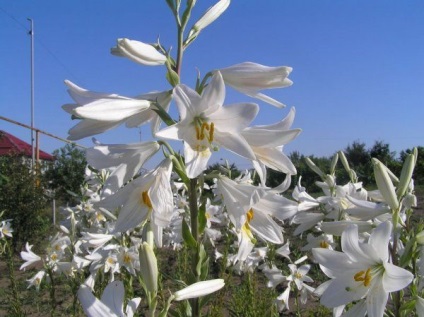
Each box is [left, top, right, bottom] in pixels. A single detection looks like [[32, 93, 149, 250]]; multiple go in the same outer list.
[[1, 1, 423, 169]]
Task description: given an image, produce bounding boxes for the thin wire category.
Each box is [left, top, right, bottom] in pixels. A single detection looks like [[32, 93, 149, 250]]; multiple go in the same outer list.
[[0, 6, 81, 82]]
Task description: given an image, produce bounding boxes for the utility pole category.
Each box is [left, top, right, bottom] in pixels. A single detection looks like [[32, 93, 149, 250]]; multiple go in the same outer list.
[[28, 18, 35, 168]]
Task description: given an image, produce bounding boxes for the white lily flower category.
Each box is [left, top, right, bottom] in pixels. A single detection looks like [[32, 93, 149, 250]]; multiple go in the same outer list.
[[78, 280, 141, 317], [219, 62, 293, 108], [26, 270, 45, 291], [63, 81, 151, 140], [80, 232, 114, 250], [0, 220, 13, 238], [173, 279, 225, 301], [117, 246, 139, 276], [276, 283, 291, 311], [156, 71, 258, 178], [86, 140, 160, 197], [301, 233, 334, 251], [217, 176, 295, 242], [241, 107, 301, 185], [111, 38, 167, 66], [98, 159, 173, 247], [312, 221, 413, 317], [20, 242, 42, 270]]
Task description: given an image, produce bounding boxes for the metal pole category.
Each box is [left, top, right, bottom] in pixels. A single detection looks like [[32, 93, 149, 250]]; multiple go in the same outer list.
[[28, 18, 35, 168]]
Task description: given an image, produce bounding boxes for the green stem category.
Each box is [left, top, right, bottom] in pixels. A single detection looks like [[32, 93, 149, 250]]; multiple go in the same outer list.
[[391, 207, 401, 317], [5, 240, 23, 316], [188, 177, 200, 317], [47, 267, 57, 317]]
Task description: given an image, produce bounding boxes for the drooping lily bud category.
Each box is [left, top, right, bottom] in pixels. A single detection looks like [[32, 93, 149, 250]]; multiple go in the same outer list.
[[112, 38, 167, 66]]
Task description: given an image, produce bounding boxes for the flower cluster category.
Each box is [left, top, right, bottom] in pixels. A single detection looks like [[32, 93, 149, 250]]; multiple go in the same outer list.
[[16, 1, 420, 316]]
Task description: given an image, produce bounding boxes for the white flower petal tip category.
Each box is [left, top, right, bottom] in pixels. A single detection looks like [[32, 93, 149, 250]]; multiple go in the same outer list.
[[219, 62, 293, 107], [112, 38, 167, 66], [173, 279, 225, 301]]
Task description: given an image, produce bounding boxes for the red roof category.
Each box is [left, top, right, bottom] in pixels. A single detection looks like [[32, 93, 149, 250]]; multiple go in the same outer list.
[[0, 130, 55, 161]]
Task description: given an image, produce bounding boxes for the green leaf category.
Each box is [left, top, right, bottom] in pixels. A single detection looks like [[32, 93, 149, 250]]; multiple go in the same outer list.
[[182, 218, 197, 249], [399, 237, 416, 267], [198, 202, 207, 235], [200, 257, 210, 280], [151, 102, 176, 127]]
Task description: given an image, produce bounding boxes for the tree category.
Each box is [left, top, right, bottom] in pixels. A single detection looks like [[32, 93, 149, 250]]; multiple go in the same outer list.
[[343, 140, 372, 184], [0, 155, 50, 250], [45, 143, 87, 205]]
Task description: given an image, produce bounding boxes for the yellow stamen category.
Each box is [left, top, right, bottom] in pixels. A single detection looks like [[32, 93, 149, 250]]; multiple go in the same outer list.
[[246, 208, 254, 223], [353, 268, 372, 286], [123, 253, 132, 264], [294, 272, 303, 279], [195, 125, 201, 140], [209, 122, 214, 142], [319, 240, 330, 248], [194, 121, 214, 142], [141, 191, 153, 209], [107, 257, 115, 264]]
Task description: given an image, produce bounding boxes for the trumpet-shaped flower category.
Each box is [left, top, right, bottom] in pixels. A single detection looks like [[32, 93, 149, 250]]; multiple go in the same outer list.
[[111, 38, 167, 66], [217, 176, 297, 263], [27, 270, 46, 291], [86, 140, 160, 197], [20, 242, 42, 270], [78, 280, 141, 317], [0, 220, 13, 238], [312, 221, 413, 317], [98, 158, 173, 247], [156, 71, 258, 178], [219, 62, 293, 108], [241, 107, 301, 185], [63, 81, 151, 140]]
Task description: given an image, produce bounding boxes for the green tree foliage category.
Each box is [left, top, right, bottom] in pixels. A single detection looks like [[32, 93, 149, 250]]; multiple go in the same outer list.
[[288, 151, 331, 192], [45, 144, 87, 205], [0, 155, 50, 250], [343, 140, 372, 184]]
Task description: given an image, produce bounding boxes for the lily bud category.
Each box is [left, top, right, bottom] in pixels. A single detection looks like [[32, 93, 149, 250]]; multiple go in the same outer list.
[[338, 151, 350, 173], [173, 279, 225, 301], [373, 158, 399, 211], [416, 230, 424, 245], [111, 38, 167, 66], [397, 151, 416, 199], [330, 153, 338, 175], [187, 0, 231, 40], [139, 242, 158, 293], [305, 157, 325, 179]]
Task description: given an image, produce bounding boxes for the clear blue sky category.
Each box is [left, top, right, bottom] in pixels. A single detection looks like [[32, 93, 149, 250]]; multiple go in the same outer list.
[[1, 1, 423, 169]]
